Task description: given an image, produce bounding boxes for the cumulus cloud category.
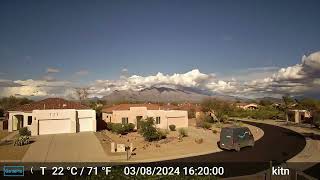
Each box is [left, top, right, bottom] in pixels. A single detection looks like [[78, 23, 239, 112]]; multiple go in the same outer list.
[[88, 69, 235, 98], [46, 67, 60, 73], [239, 51, 320, 97], [0, 79, 71, 97], [1, 51, 320, 99]]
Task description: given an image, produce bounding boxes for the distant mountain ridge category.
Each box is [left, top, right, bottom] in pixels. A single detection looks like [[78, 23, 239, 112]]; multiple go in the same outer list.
[[102, 86, 239, 103]]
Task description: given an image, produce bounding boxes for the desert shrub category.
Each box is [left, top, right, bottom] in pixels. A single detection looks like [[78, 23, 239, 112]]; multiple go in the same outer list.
[[195, 138, 203, 144], [158, 129, 169, 139], [19, 127, 31, 136], [212, 129, 218, 134], [196, 117, 211, 129], [202, 122, 212, 129], [215, 123, 222, 128], [139, 118, 161, 141], [203, 114, 215, 123], [14, 136, 30, 146], [169, 124, 176, 131], [313, 111, 320, 128], [220, 115, 229, 123], [106, 122, 113, 130], [110, 123, 126, 134], [110, 123, 135, 134], [178, 128, 188, 137], [123, 123, 135, 132]]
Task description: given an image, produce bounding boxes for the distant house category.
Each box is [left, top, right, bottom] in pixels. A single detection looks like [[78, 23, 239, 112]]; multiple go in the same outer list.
[[7, 98, 96, 136], [236, 103, 259, 110], [288, 109, 312, 123], [102, 103, 188, 130]]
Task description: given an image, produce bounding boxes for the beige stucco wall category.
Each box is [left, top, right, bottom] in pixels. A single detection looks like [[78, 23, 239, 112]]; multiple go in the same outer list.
[[8, 109, 96, 136], [102, 112, 112, 122], [103, 107, 188, 129], [32, 109, 77, 136], [8, 111, 32, 132]]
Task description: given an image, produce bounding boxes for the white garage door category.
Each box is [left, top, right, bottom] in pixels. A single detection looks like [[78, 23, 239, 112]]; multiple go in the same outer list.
[[39, 119, 70, 135], [79, 118, 93, 132]]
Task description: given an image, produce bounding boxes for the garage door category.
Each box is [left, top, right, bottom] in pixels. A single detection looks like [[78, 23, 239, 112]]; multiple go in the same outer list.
[[39, 119, 70, 135], [79, 118, 93, 132], [167, 117, 187, 129]]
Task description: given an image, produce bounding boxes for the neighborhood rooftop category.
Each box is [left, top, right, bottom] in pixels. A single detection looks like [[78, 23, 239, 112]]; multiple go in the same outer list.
[[102, 103, 201, 113], [8, 98, 89, 112]]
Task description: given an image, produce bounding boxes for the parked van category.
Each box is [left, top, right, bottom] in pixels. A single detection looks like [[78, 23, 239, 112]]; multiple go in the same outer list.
[[219, 126, 254, 151]]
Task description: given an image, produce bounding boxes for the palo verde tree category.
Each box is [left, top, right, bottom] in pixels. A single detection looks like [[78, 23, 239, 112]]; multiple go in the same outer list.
[[201, 98, 232, 123], [281, 95, 296, 122], [75, 88, 89, 104]]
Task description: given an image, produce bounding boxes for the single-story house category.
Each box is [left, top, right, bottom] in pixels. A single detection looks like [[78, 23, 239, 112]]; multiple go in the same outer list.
[[0, 117, 7, 130], [236, 103, 259, 110], [102, 104, 188, 129], [288, 109, 312, 123], [7, 98, 96, 136]]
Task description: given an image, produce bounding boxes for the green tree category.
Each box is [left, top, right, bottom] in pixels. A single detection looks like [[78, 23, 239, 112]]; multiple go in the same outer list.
[[139, 117, 161, 141], [201, 98, 231, 123], [281, 95, 295, 122], [259, 99, 273, 106], [0, 96, 33, 112]]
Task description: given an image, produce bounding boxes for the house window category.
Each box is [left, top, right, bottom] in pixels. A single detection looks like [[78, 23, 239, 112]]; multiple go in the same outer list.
[[156, 117, 161, 124], [122, 117, 128, 124], [28, 116, 32, 125]]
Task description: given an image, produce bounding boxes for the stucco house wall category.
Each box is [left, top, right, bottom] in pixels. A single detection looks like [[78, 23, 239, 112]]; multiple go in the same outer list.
[[77, 109, 97, 132], [8, 109, 96, 136], [103, 106, 188, 129]]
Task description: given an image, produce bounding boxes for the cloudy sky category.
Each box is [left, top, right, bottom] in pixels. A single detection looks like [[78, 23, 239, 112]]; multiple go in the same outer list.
[[0, 0, 320, 99]]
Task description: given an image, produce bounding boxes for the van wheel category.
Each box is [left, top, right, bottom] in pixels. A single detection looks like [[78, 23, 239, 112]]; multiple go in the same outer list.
[[235, 146, 240, 152]]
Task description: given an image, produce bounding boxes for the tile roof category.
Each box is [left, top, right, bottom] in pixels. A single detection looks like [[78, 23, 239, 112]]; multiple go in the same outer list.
[[102, 103, 202, 113], [102, 104, 161, 113], [8, 98, 90, 112]]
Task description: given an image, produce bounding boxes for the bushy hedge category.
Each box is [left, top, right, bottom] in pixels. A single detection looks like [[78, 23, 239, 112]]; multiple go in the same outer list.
[[108, 122, 135, 134], [19, 127, 31, 136], [227, 106, 285, 120]]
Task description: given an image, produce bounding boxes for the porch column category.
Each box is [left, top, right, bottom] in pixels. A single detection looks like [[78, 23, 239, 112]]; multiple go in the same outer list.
[[295, 111, 300, 123], [8, 114, 13, 132]]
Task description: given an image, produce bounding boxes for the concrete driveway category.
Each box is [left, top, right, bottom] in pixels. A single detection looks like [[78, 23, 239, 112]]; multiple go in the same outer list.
[[22, 132, 108, 162]]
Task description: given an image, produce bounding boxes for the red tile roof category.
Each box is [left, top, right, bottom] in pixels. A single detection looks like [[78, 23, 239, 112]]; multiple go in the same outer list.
[[8, 98, 89, 112], [102, 104, 161, 113], [102, 103, 202, 113]]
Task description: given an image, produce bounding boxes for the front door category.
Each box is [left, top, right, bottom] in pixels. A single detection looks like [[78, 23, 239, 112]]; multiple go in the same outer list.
[[136, 116, 143, 129], [17, 118, 23, 129]]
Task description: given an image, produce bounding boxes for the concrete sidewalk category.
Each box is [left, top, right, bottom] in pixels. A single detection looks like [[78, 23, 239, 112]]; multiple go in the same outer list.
[[22, 132, 109, 162]]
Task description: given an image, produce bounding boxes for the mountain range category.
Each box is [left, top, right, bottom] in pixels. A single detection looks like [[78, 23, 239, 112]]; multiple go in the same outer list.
[[102, 85, 242, 103]]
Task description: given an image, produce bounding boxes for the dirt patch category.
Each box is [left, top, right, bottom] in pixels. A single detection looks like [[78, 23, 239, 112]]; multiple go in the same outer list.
[[96, 121, 264, 162], [0, 130, 10, 140], [0, 139, 31, 160]]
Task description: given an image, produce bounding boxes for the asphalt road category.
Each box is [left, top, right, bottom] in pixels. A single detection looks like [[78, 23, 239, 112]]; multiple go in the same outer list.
[[147, 121, 307, 177]]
